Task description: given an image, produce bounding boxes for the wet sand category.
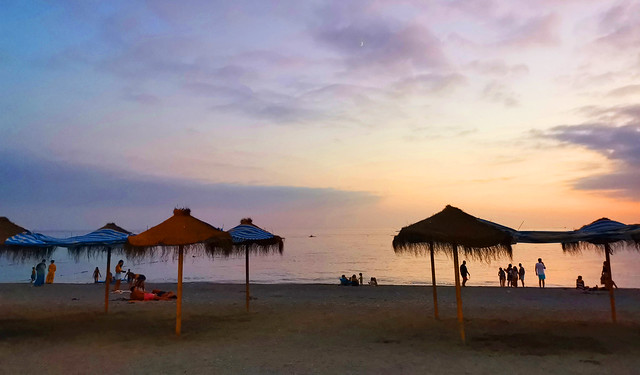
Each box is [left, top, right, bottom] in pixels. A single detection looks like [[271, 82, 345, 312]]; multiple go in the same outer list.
[[1, 283, 640, 374]]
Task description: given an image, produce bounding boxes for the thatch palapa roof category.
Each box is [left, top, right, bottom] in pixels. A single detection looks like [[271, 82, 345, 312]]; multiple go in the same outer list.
[[125, 208, 232, 258], [393, 205, 513, 261], [229, 218, 284, 255]]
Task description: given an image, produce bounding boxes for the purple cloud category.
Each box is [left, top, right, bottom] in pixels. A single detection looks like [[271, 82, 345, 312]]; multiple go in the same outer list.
[[607, 84, 640, 97], [543, 104, 640, 199]]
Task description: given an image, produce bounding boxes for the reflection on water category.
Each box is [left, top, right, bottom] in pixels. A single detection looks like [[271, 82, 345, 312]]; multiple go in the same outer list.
[[1, 228, 639, 288]]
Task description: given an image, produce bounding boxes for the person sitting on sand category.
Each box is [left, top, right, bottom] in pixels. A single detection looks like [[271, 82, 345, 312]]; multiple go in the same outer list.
[[351, 274, 359, 286], [498, 267, 506, 287], [339, 275, 350, 286], [368, 277, 378, 286], [93, 267, 101, 283], [576, 276, 587, 290]]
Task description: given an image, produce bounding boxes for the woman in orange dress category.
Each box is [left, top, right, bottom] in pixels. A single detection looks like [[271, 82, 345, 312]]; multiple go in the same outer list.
[[45, 260, 56, 284]]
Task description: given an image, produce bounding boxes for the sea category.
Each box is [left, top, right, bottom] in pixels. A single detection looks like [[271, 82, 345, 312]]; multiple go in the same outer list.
[[1, 228, 639, 288]]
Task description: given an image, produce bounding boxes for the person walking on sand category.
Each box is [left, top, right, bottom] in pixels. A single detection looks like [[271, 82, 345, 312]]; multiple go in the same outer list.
[[34, 259, 46, 286], [460, 260, 470, 287], [535, 258, 546, 288], [93, 267, 101, 283], [45, 260, 56, 284], [518, 263, 525, 287]]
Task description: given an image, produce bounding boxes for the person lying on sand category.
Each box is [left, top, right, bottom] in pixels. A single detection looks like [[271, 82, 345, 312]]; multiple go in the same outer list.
[[129, 275, 176, 301]]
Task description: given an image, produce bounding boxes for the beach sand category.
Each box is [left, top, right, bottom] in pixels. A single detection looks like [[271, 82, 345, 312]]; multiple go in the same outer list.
[[1, 283, 640, 374]]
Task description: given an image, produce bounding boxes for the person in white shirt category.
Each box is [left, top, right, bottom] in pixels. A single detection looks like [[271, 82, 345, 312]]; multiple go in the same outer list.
[[535, 258, 546, 288]]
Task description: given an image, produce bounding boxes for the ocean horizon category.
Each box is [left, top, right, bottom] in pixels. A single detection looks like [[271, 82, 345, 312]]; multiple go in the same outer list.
[[2, 228, 639, 288]]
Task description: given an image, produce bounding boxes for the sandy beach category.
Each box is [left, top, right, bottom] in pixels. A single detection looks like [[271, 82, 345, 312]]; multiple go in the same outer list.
[[1, 283, 640, 374]]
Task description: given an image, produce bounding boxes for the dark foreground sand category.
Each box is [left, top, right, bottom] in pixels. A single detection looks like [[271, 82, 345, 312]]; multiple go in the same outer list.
[[1, 283, 640, 374]]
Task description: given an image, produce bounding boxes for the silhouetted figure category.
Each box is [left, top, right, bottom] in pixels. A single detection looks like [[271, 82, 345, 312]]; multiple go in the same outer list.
[[498, 267, 506, 287], [93, 267, 101, 283], [518, 263, 525, 287], [460, 260, 470, 287], [535, 258, 546, 288]]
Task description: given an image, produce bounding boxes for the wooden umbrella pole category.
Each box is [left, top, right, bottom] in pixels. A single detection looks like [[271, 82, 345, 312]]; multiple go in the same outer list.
[[246, 245, 250, 313], [452, 245, 465, 344], [104, 247, 111, 314], [605, 244, 617, 323], [430, 244, 439, 320], [176, 245, 184, 336]]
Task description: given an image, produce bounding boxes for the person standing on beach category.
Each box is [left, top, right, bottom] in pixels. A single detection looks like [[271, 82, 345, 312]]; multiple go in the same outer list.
[[114, 260, 125, 291], [358, 273, 363, 286], [518, 263, 525, 287], [535, 258, 546, 288], [30, 267, 36, 283], [498, 267, 506, 287], [34, 259, 46, 286], [45, 260, 56, 284], [93, 267, 101, 283], [460, 260, 470, 287]]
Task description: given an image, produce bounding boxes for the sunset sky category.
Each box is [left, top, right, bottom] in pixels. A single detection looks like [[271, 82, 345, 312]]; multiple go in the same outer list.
[[1, 1, 639, 232]]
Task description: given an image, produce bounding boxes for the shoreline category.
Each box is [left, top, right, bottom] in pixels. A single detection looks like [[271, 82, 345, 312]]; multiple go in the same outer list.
[[2, 283, 640, 373]]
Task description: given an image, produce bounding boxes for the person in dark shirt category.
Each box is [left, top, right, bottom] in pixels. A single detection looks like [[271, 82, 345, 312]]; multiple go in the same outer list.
[[460, 260, 470, 287]]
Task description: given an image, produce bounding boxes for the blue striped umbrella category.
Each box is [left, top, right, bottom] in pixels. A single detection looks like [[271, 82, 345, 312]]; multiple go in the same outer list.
[[228, 218, 283, 312]]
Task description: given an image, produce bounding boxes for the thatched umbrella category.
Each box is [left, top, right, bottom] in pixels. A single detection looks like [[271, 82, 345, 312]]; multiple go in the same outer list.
[[393, 205, 513, 343], [126, 208, 233, 336], [228, 218, 284, 312], [0, 217, 55, 262], [562, 218, 639, 323]]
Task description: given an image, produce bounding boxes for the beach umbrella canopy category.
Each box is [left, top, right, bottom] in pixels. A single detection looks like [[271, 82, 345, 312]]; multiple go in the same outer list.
[[560, 217, 640, 323], [0, 217, 54, 261], [228, 218, 283, 312], [393, 205, 513, 259], [126, 208, 233, 336], [228, 218, 284, 254], [393, 205, 515, 344]]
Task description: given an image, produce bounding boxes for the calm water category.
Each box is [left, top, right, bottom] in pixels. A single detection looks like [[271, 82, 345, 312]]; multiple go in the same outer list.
[[1, 228, 639, 288]]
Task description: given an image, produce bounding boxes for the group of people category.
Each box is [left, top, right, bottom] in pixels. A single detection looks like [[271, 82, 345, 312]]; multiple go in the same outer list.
[[497, 263, 525, 288], [128, 274, 176, 301], [576, 261, 618, 291], [92, 260, 143, 292], [339, 273, 378, 286], [30, 259, 56, 286]]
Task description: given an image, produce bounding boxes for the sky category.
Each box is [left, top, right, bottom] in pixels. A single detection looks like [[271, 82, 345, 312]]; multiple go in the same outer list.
[[1, 0, 639, 232]]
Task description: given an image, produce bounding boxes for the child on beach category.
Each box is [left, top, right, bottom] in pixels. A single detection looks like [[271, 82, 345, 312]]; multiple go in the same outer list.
[[93, 267, 101, 283], [30, 267, 36, 283], [368, 277, 378, 286]]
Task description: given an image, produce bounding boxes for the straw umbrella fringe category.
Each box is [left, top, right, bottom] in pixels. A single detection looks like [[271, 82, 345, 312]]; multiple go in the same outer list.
[[393, 205, 514, 344], [126, 208, 233, 336]]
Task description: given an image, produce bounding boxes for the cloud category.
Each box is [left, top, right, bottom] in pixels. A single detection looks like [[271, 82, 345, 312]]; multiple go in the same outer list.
[[482, 81, 519, 107], [0, 152, 380, 224], [593, 2, 640, 50], [466, 60, 529, 77], [606, 84, 640, 97], [390, 73, 467, 96], [496, 13, 560, 48], [310, 4, 448, 75], [543, 104, 640, 199]]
